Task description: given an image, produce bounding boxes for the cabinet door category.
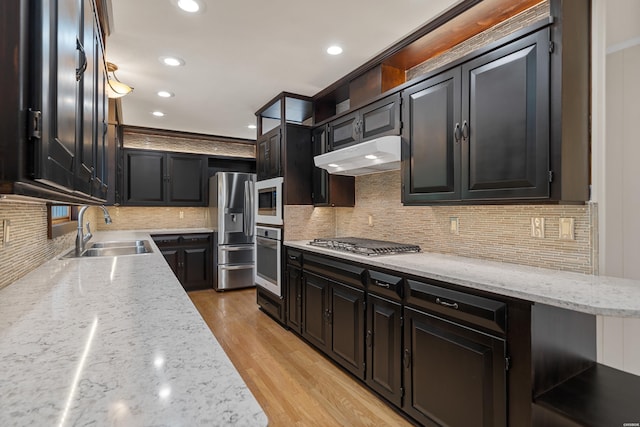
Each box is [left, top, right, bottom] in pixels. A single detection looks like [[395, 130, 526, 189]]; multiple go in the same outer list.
[[167, 154, 206, 206], [402, 68, 461, 203], [330, 282, 365, 380], [366, 294, 402, 407], [34, 0, 82, 190], [160, 247, 181, 279], [93, 43, 108, 200], [286, 266, 303, 334], [403, 307, 506, 427], [360, 93, 401, 141], [328, 111, 359, 150], [311, 126, 329, 205], [257, 128, 282, 180], [182, 245, 211, 291], [461, 29, 549, 200], [123, 150, 165, 205], [302, 272, 330, 352], [76, 0, 96, 196]]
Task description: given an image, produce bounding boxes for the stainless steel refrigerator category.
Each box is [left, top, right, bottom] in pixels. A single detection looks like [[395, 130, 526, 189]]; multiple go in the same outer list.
[[208, 172, 256, 291]]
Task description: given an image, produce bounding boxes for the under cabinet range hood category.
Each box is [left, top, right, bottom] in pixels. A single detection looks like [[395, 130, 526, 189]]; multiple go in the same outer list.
[[313, 135, 401, 176]]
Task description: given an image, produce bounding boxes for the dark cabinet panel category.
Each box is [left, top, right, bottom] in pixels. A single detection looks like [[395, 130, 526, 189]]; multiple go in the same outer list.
[[257, 127, 281, 181], [311, 125, 354, 207], [302, 272, 330, 350], [403, 306, 506, 427], [153, 233, 213, 292], [402, 28, 550, 204], [328, 93, 401, 151], [329, 282, 365, 379], [123, 149, 206, 206], [168, 154, 207, 204], [124, 150, 165, 204], [461, 29, 549, 200], [402, 69, 461, 203], [366, 294, 402, 407], [286, 265, 303, 334]]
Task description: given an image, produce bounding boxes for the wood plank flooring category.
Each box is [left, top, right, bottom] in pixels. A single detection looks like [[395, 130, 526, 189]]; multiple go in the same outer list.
[[189, 288, 413, 427]]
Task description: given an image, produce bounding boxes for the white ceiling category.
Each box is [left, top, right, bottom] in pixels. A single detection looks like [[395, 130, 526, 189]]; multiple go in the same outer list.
[[107, 0, 458, 140]]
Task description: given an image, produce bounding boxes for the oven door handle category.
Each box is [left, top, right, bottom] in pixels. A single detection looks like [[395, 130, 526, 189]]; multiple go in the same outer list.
[[256, 236, 279, 249]]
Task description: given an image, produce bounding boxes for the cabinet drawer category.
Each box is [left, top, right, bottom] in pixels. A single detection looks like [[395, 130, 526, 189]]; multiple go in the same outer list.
[[218, 245, 254, 264], [304, 253, 366, 289], [285, 248, 302, 267], [367, 270, 404, 301], [152, 234, 181, 247], [181, 233, 211, 245], [406, 279, 506, 335]]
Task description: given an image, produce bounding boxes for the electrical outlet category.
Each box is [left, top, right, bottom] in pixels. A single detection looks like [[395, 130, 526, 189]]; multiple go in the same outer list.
[[559, 218, 575, 240], [179, 211, 184, 219], [531, 218, 545, 238], [450, 217, 459, 235], [368, 215, 373, 227]]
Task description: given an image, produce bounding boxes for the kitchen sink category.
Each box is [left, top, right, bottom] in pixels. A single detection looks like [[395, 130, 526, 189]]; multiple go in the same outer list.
[[63, 240, 153, 258]]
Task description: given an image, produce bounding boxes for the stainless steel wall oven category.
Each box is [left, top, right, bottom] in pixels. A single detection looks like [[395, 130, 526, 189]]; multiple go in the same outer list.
[[255, 226, 282, 297]]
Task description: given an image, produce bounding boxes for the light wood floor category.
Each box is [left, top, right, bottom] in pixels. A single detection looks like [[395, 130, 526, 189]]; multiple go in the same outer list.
[[189, 288, 413, 427]]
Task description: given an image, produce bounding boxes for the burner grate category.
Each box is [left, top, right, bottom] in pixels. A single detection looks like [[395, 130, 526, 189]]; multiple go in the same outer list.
[[309, 237, 420, 256]]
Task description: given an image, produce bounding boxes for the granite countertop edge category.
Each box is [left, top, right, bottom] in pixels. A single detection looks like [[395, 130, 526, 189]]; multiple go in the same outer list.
[[0, 229, 267, 427], [284, 240, 640, 318]]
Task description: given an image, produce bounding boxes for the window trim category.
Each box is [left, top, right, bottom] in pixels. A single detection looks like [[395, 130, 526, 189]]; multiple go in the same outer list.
[[48, 204, 78, 239]]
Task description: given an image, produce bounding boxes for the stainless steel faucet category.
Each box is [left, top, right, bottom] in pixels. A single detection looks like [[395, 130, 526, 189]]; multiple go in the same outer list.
[[76, 205, 112, 255]]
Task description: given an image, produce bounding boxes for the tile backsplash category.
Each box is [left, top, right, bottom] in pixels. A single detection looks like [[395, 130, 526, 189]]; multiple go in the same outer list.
[[123, 130, 255, 158], [285, 171, 596, 274]]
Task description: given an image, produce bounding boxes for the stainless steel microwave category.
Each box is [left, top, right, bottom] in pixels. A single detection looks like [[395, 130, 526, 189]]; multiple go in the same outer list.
[[255, 177, 283, 225]]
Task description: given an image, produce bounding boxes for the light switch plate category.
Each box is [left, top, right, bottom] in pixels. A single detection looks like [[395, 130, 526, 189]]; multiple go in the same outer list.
[[2, 219, 10, 246], [531, 217, 545, 238], [559, 217, 575, 240]]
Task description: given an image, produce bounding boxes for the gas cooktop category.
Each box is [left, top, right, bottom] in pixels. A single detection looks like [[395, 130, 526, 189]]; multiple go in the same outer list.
[[308, 237, 421, 256]]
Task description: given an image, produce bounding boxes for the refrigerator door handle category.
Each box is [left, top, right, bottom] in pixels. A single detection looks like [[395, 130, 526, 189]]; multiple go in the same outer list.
[[244, 180, 255, 237]]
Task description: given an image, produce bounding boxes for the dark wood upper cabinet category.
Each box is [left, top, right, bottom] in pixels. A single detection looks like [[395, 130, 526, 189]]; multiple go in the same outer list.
[[123, 149, 207, 206], [257, 127, 282, 181], [311, 126, 354, 207], [328, 93, 401, 151], [0, 0, 111, 203], [403, 68, 462, 203], [461, 29, 549, 200], [403, 28, 552, 203]]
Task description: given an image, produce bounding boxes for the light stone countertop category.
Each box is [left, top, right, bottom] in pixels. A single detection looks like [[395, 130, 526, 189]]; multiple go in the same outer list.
[[0, 229, 267, 427], [285, 240, 640, 318]]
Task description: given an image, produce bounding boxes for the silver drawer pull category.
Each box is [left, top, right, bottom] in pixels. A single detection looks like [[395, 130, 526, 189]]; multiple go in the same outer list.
[[436, 297, 459, 310], [374, 280, 391, 289]]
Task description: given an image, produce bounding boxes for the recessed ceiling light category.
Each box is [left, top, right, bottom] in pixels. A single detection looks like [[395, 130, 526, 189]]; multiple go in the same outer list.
[[160, 56, 185, 67], [177, 0, 201, 13], [327, 45, 343, 55], [157, 91, 174, 98], [152, 111, 165, 117], [248, 124, 257, 129]]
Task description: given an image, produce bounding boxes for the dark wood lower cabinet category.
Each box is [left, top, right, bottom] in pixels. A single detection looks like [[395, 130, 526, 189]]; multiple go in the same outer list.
[[153, 233, 213, 292], [285, 265, 303, 334], [403, 306, 507, 427], [301, 271, 365, 380], [366, 294, 403, 407]]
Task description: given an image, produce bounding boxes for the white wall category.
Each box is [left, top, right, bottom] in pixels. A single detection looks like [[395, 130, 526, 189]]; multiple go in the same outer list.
[[593, 0, 640, 376]]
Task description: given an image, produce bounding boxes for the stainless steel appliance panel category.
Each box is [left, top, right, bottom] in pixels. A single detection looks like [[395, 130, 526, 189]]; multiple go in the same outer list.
[[218, 245, 255, 265], [209, 171, 256, 291], [255, 226, 282, 296]]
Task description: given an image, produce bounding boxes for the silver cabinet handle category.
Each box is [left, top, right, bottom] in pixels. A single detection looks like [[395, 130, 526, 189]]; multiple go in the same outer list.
[[436, 297, 459, 310], [373, 280, 391, 289]]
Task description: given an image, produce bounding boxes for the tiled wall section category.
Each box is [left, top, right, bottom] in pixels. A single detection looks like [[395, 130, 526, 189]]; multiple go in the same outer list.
[[285, 171, 596, 274], [406, 0, 549, 80], [94, 206, 208, 231], [283, 205, 336, 241], [123, 130, 256, 158], [0, 201, 95, 290]]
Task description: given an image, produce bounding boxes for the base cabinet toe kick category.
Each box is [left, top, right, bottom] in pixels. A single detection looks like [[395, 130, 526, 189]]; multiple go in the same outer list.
[[276, 245, 633, 427]]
